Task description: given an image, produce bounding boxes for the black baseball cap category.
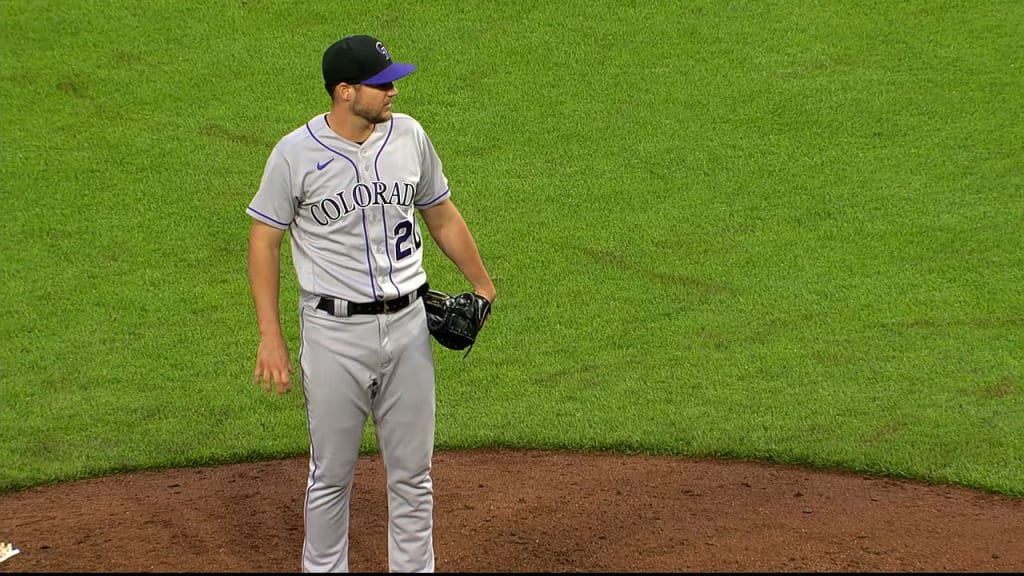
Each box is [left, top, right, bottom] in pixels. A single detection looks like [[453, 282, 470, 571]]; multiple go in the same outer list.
[[322, 35, 416, 89]]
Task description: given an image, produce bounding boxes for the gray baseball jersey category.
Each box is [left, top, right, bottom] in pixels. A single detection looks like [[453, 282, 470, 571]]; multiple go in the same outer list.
[[247, 112, 448, 572], [248, 112, 450, 303]]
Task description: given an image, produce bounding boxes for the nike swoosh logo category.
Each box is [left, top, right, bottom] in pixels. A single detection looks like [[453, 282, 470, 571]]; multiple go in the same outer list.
[[316, 158, 334, 171]]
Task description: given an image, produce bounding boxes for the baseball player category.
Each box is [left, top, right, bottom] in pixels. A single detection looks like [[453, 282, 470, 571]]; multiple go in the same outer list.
[[245, 34, 496, 573]]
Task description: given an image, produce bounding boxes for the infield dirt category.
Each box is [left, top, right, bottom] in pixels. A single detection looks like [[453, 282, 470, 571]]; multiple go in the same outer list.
[[1, 449, 1022, 572]]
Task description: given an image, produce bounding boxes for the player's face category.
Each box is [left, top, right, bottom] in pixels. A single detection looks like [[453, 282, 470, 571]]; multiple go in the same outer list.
[[352, 82, 397, 124]]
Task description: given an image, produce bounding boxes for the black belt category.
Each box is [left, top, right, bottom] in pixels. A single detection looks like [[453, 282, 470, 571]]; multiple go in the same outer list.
[[316, 283, 429, 317]]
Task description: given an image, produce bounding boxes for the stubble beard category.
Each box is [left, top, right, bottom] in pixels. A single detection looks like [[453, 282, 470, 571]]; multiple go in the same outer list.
[[354, 101, 391, 125]]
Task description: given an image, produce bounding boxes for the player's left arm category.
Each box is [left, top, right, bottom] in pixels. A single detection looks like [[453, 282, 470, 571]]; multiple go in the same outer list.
[[419, 199, 496, 304]]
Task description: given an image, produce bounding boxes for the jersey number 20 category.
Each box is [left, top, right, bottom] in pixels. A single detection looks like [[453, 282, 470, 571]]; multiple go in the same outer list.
[[394, 219, 422, 260]]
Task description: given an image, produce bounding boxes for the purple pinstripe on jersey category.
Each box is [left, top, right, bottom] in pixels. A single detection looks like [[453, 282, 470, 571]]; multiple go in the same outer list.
[[305, 118, 360, 175], [305, 117, 380, 300], [373, 119, 402, 295]]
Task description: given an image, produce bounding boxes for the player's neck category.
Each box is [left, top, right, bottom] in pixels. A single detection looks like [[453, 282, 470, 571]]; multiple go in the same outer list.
[[325, 112, 374, 145]]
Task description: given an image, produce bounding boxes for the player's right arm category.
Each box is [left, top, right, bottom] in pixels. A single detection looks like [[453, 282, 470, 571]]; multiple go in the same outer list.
[[248, 220, 293, 395]]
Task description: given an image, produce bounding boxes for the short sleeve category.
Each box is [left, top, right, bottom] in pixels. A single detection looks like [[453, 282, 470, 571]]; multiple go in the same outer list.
[[413, 128, 451, 209], [246, 146, 296, 229]]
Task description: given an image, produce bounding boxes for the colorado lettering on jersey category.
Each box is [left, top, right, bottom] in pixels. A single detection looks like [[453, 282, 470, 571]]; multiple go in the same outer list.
[[310, 180, 416, 226]]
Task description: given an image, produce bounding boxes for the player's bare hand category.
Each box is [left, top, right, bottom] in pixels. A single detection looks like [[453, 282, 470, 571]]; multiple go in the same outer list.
[[254, 335, 295, 395]]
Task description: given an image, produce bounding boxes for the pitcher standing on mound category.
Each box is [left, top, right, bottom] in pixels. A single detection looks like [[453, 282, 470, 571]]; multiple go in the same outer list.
[[245, 34, 496, 573]]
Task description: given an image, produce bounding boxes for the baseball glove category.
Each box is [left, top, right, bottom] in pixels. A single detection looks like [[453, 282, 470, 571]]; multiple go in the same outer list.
[[422, 289, 491, 355]]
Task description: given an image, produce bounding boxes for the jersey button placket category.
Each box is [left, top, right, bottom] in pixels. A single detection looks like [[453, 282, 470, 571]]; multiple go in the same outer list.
[[359, 148, 371, 174], [364, 149, 388, 295]]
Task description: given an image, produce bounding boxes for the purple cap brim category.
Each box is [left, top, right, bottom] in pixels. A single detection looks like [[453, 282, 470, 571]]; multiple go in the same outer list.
[[363, 62, 417, 85]]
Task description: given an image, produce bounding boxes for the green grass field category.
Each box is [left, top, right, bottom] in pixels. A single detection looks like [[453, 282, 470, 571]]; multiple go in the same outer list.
[[2, 0, 1022, 496]]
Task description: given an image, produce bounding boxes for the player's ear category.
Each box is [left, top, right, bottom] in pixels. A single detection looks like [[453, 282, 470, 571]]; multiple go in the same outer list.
[[327, 82, 349, 102], [336, 82, 357, 102]]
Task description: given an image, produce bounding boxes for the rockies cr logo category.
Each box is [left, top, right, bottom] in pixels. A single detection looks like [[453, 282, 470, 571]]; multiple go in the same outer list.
[[375, 42, 390, 59]]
